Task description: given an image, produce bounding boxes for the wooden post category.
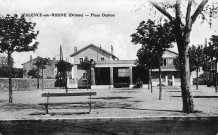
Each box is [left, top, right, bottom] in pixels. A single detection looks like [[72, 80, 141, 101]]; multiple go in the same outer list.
[[42, 69, 44, 91], [215, 60, 217, 92], [45, 104, 48, 114], [196, 66, 199, 90]]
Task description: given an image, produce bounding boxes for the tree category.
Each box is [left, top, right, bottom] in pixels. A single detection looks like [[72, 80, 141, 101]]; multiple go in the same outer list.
[[80, 56, 95, 89], [189, 45, 204, 90], [56, 60, 72, 92], [208, 35, 218, 92], [148, 0, 217, 113], [34, 57, 51, 91], [203, 41, 212, 86], [131, 19, 175, 100], [174, 45, 205, 90], [135, 47, 160, 93], [0, 14, 38, 103]]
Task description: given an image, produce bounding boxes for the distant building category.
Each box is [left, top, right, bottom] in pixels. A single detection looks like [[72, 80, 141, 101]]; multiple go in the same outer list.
[[151, 50, 180, 86], [204, 59, 218, 86], [22, 56, 57, 79]]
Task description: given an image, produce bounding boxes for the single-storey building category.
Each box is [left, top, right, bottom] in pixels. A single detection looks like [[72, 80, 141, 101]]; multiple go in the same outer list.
[[68, 44, 180, 89]]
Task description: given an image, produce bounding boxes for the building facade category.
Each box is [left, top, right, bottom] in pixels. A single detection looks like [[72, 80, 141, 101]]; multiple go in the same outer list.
[[22, 56, 57, 79], [152, 50, 180, 86]]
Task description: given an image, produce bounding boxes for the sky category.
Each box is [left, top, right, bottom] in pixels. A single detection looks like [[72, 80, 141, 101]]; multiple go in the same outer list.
[[0, 0, 217, 68]]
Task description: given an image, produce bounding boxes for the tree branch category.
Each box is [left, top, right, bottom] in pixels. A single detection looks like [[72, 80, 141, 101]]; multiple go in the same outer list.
[[186, 0, 193, 26], [191, 0, 208, 25], [148, 0, 173, 21], [175, 0, 182, 22]]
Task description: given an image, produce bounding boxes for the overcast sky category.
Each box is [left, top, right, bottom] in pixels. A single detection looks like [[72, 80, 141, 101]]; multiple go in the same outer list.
[[0, 0, 217, 68]]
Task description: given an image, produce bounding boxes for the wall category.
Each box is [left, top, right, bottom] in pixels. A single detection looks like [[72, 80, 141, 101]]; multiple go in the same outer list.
[[0, 78, 55, 91]]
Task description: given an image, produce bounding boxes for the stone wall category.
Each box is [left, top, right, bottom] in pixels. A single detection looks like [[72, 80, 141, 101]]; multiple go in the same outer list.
[[0, 78, 55, 91]]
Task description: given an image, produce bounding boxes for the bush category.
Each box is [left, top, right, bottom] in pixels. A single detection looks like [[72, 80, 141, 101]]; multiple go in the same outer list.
[[133, 79, 143, 88]]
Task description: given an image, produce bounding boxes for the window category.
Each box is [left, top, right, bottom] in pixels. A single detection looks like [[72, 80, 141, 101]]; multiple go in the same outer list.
[[163, 58, 173, 66], [82, 72, 87, 80], [167, 58, 173, 66], [101, 57, 105, 61], [79, 58, 83, 64], [118, 68, 130, 77], [163, 59, 167, 66]]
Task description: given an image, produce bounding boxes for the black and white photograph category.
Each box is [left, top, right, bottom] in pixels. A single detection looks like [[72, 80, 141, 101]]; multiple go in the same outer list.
[[0, 0, 218, 134]]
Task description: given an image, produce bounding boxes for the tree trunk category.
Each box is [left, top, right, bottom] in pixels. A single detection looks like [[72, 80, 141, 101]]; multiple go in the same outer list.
[[176, 14, 194, 113], [178, 48, 194, 113], [150, 69, 153, 93], [8, 53, 13, 103], [37, 69, 39, 89], [87, 70, 89, 90], [148, 68, 150, 90], [215, 60, 217, 92], [65, 71, 68, 93], [42, 69, 44, 91], [158, 58, 162, 100], [196, 65, 198, 90]]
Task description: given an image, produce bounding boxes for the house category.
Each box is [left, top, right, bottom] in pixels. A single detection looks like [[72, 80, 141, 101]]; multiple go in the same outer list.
[[22, 56, 57, 79], [204, 59, 218, 86], [68, 44, 180, 89], [68, 44, 120, 88], [151, 50, 180, 86]]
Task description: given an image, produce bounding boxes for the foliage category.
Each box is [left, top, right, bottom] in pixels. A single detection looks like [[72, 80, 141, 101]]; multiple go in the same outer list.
[[174, 45, 204, 73], [135, 47, 160, 69], [189, 45, 204, 71], [27, 68, 40, 78], [131, 19, 175, 68], [33, 57, 51, 70], [80, 56, 94, 71], [0, 56, 14, 77], [0, 14, 39, 54], [131, 19, 175, 56], [55, 60, 72, 88], [209, 35, 218, 58], [56, 60, 72, 72], [203, 35, 218, 71]]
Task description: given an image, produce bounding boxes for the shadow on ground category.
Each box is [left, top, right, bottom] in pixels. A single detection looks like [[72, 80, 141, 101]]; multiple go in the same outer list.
[[29, 111, 90, 116], [171, 96, 218, 98], [92, 97, 132, 100]]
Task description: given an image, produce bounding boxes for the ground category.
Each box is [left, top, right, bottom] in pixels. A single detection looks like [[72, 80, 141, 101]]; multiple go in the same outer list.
[[1, 85, 218, 134], [0, 85, 218, 119]]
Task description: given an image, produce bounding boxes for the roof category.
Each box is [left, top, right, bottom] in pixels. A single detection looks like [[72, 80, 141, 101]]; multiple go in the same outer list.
[[165, 49, 178, 55], [22, 57, 57, 65], [69, 44, 118, 59]]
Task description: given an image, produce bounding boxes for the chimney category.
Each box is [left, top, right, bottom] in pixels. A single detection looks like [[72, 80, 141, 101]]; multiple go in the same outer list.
[[74, 47, 77, 53], [30, 55, 32, 62], [111, 45, 114, 54]]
